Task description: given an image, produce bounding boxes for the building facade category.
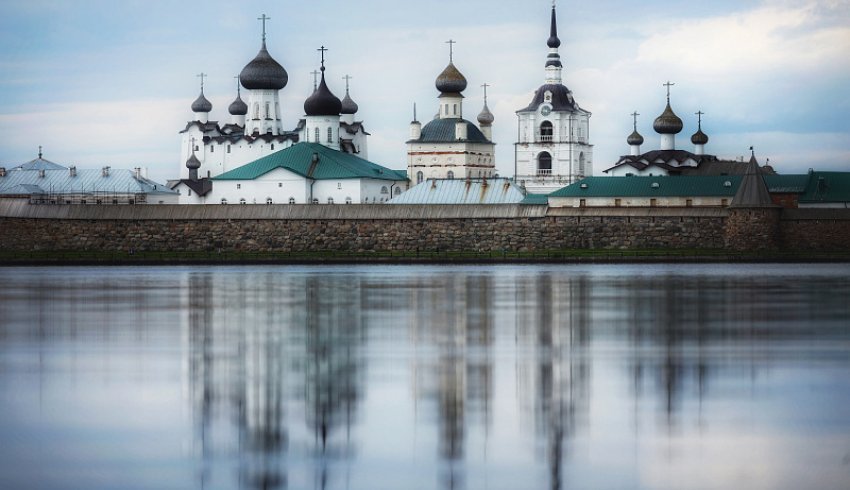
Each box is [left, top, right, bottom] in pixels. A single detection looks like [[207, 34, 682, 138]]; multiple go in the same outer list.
[[515, 4, 593, 194]]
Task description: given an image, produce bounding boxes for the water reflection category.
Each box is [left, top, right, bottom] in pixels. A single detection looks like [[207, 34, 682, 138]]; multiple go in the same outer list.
[[0, 265, 849, 490]]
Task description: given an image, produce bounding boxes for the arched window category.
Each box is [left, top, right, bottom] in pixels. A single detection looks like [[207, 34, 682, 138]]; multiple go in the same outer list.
[[288, 197, 296, 204], [312, 198, 319, 204], [327, 197, 334, 204], [453, 104, 457, 115], [314, 127, 320, 142], [345, 197, 352, 204], [275, 102, 280, 119], [264, 102, 270, 119], [394, 187, 402, 196], [537, 151, 552, 175], [253, 103, 260, 120], [266, 197, 273, 205], [447, 171, 454, 180], [539, 121, 553, 142], [380, 186, 389, 195], [578, 152, 586, 176], [416, 171, 424, 184], [239, 198, 246, 205], [327, 127, 333, 143], [221, 198, 227, 205]]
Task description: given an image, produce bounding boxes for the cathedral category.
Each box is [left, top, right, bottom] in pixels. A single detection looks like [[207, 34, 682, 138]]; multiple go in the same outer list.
[[515, 4, 593, 194], [176, 17, 370, 183]]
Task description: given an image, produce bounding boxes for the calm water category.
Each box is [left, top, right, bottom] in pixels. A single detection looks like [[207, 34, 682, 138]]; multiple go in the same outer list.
[[1, 264, 849, 490]]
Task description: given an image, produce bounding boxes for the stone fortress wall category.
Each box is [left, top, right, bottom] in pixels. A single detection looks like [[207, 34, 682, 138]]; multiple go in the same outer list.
[[0, 201, 847, 255]]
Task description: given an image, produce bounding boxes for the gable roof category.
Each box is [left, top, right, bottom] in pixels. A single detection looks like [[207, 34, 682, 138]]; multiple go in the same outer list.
[[800, 171, 850, 203], [550, 176, 741, 198], [0, 168, 176, 196], [388, 178, 525, 205], [12, 156, 67, 171], [212, 142, 407, 182]]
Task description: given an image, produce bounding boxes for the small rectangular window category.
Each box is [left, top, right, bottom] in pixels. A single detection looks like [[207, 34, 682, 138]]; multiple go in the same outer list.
[[227, 145, 231, 154], [210, 145, 214, 153], [721, 199, 728, 206], [686, 199, 693, 207], [579, 199, 586, 208], [237, 184, 241, 189], [650, 198, 657, 207], [614, 198, 621, 207]]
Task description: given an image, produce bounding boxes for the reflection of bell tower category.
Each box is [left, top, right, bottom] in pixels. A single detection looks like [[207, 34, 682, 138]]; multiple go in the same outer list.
[[514, 272, 591, 490]]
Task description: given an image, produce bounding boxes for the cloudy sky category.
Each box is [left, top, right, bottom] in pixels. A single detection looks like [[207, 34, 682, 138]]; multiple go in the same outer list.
[[1, 0, 848, 182]]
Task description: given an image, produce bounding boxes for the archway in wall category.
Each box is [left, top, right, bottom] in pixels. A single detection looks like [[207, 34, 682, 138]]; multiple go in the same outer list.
[[537, 152, 552, 174]]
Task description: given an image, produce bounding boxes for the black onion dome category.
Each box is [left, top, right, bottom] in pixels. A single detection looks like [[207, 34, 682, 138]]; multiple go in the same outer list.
[[627, 130, 644, 146], [186, 152, 201, 170], [340, 92, 358, 115], [191, 91, 212, 113], [436, 63, 467, 94], [477, 104, 494, 125], [653, 102, 683, 134], [239, 42, 288, 90], [691, 128, 709, 145], [228, 93, 248, 116], [304, 74, 342, 116]]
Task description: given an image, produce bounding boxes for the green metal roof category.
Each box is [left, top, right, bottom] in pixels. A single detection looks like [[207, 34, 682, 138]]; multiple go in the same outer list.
[[519, 193, 550, 205], [763, 174, 810, 193], [213, 142, 408, 182], [550, 176, 742, 198], [800, 171, 850, 203]]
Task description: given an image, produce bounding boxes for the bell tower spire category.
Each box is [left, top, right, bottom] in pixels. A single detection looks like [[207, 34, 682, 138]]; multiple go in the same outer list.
[[545, 1, 563, 84]]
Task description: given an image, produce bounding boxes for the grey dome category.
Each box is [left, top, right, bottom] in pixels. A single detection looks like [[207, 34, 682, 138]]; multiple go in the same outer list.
[[340, 92, 359, 115], [627, 130, 644, 146], [239, 42, 288, 90], [304, 73, 342, 116], [653, 102, 683, 134], [436, 62, 467, 94], [691, 128, 709, 145], [228, 93, 248, 116], [186, 152, 201, 170], [191, 91, 212, 113], [477, 104, 494, 125]]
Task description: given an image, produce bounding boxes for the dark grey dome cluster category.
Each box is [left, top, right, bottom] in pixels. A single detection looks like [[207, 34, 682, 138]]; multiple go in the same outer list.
[[228, 93, 248, 116], [691, 128, 709, 145], [627, 130, 644, 146], [340, 92, 358, 115], [186, 152, 201, 170], [239, 42, 288, 91], [653, 103, 683, 134], [477, 104, 494, 125], [191, 91, 212, 113], [304, 74, 342, 116], [435, 63, 468, 94]]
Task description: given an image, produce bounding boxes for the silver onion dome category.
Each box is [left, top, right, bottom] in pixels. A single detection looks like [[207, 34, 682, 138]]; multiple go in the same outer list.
[[435, 62, 468, 94], [653, 102, 683, 134]]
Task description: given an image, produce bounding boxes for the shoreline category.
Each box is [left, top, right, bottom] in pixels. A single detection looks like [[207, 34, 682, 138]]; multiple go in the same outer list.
[[2, 250, 848, 266]]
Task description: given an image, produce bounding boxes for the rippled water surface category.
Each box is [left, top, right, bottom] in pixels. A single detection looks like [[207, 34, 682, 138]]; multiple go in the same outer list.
[[1, 264, 849, 490]]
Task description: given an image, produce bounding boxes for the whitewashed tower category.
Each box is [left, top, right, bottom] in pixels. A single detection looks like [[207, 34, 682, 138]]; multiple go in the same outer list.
[[515, 2, 593, 194]]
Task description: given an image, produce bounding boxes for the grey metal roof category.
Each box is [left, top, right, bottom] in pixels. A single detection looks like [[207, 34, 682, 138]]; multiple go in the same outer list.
[[409, 118, 491, 144], [517, 83, 579, 113], [12, 157, 67, 171], [0, 168, 176, 196], [388, 178, 524, 205]]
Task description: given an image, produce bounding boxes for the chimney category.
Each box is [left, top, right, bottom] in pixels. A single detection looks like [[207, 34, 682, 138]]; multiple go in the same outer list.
[[0, 167, 6, 177], [69, 166, 77, 177], [102, 166, 110, 177], [133, 167, 141, 179]]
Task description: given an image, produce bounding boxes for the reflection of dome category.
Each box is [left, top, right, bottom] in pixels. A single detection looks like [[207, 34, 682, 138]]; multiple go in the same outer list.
[[653, 102, 683, 134], [191, 92, 212, 113], [228, 94, 248, 116], [691, 128, 709, 145], [477, 104, 494, 125], [340, 92, 358, 115], [435, 63, 468, 94], [627, 130, 644, 146], [304, 74, 342, 116], [239, 42, 288, 90], [186, 152, 201, 169]]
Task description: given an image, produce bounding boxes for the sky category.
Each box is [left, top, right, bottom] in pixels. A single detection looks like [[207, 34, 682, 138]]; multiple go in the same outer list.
[[0, 0, 849, 183]]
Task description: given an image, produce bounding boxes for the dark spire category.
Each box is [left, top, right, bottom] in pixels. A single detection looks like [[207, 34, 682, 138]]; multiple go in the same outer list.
[[547, 2, 561, 48], [732, 150, 773, 207]]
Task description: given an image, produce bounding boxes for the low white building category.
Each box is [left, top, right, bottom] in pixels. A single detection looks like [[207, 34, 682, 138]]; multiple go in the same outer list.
[[171, 142, 407, 205]]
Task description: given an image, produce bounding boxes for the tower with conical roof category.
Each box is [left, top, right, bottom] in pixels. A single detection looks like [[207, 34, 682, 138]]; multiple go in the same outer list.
[[240, 14, 288, 136], [303, 46, 342, 151], [406, 41, 496, 184], [515, 2, 593, 194]]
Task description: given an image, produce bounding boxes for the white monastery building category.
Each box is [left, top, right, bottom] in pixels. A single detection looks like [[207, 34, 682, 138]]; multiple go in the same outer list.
[[515, 4, 593, 194], [406, 42, 496, 185]]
